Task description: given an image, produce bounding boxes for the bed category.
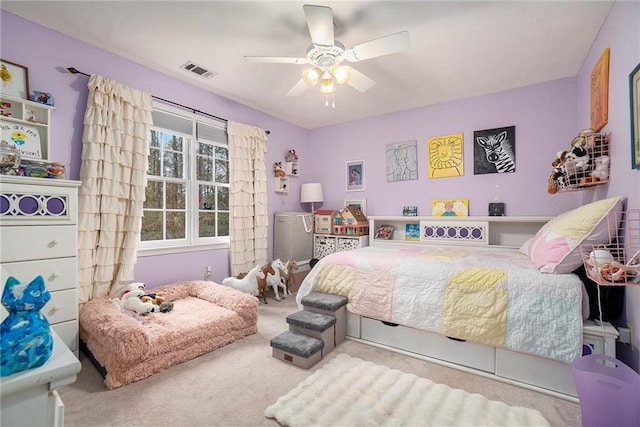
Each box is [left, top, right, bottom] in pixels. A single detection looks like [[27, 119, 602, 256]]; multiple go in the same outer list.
[[296, 196, 625, 397], [79, 280, 258, 389]]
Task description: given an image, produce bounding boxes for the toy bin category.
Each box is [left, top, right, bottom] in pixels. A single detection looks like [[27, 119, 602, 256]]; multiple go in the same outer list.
[[571, 354, 640, 427]]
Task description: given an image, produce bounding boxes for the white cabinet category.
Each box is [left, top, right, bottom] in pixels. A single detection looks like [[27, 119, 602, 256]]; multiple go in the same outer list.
[[314, 234, 369, 259], [0, 94, 53, 160], [0, 176, 81, 355]]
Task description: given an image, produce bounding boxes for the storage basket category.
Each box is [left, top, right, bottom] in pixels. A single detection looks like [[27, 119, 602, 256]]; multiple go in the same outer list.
[[571, 354, 640, 427], [581, 209, 640, 286]]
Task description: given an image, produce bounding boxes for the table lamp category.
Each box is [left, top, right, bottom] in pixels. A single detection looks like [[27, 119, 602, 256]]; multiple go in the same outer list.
[[301, 183, 323, 213]]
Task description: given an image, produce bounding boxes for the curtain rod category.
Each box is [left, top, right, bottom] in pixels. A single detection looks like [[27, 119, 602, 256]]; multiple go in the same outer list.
[[66, 67, 270, 134]]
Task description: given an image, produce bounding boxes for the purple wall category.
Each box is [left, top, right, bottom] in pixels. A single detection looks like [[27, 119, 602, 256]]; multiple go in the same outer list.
[[575, 1, 640, 371], [307, 78, 580, 217], [2, 3, 640, 369]]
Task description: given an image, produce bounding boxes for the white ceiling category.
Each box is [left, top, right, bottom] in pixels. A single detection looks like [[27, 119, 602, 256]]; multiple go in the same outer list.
[[2, 1, 613, 129]]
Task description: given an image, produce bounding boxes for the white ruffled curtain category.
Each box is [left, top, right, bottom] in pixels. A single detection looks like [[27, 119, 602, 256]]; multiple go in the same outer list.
[[77, 75, 153, 303], [227, 121, 269, 277]]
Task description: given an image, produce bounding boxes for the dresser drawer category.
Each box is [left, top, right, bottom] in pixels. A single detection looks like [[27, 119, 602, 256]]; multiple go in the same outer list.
[[0, 225, 76, 262], [42, 289, 78, 325], [1, 258, 76, 292], [0, 288, 77, 327]]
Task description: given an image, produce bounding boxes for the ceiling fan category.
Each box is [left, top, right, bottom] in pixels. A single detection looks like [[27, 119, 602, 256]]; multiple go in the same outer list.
[[244, 4, 410, 104]]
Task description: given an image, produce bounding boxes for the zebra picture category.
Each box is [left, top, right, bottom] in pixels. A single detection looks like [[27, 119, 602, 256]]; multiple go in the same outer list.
[[473, 126, 516, 174]]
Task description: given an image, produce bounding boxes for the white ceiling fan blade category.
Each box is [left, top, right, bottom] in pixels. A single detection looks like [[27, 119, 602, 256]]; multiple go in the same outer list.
[[244, 56, 309, 64], [347, 68, 376, 93], [286, 78, 309, 97], [303, 4, 334, 48], [344, 31, 410, 62]]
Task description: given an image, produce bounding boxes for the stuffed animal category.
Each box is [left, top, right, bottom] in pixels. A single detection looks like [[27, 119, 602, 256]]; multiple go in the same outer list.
[[601, 261, 627, 282], [547, 151, 568, 194], [120, 289, 157, 314], [273, 162, 285, 177], [589, 155, 609, 181], [285, 149, 298, 162], [140, 293, 174, 312]]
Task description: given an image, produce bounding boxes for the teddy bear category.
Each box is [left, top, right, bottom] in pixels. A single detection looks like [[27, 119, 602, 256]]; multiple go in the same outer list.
[[547, 150, 568, 194], [273, 162, 285, 177]]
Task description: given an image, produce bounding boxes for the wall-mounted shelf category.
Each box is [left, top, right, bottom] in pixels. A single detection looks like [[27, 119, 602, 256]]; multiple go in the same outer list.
[[0, 94, 53, 160], [274, 177, 289, 193], [286, 161, 299, 177]]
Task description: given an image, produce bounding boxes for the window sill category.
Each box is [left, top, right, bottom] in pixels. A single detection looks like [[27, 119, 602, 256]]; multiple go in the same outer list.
[[137, 242, 230, 257]]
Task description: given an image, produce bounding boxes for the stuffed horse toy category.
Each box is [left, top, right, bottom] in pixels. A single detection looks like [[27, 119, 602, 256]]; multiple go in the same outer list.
[[221, 265, 265, 297], [1, 275, 53, 376], [281, 259, 298, 295], [267, 259, 288, 301], [256, 263, 275, 304]]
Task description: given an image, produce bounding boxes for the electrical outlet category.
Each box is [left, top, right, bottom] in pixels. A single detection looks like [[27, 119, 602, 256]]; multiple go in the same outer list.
[[204, 266, 212, 279]]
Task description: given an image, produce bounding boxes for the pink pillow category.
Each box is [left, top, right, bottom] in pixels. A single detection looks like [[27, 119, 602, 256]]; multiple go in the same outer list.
[[519, 196, 625, 274]]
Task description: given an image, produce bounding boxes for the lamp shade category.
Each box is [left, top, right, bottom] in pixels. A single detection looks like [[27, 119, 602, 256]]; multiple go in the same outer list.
[[301, 183, 323, 203]]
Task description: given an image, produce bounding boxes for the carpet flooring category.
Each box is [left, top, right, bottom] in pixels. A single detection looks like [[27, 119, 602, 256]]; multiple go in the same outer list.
[[58, 293, 581, 426]]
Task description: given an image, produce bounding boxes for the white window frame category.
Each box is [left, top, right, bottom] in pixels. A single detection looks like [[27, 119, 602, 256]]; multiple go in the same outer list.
[[138, 101, 230, 256]]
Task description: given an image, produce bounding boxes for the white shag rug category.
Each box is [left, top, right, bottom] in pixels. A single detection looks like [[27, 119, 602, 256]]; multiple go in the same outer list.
[[265, 354, 550, 427]]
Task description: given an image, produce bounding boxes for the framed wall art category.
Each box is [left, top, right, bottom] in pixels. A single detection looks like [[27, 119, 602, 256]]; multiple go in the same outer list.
[[0, 59, 29, 100], [590, 48, 610, 133], [344, 197, 367, 216], [473, 126, 516, 174], [631, 62, 640, 169], [427, 133, 463, 178], [346, 160, 365, 192]]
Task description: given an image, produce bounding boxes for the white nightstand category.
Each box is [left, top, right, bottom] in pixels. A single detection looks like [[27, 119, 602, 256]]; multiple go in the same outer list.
[[582, 320, 619, 357]]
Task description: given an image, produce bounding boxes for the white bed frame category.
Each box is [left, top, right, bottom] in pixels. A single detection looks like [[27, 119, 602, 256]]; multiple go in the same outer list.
[[343, 215, 619, 401]]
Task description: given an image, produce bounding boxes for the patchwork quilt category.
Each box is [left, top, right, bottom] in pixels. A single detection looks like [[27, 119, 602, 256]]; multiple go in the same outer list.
[[297, 245, 583, 362]]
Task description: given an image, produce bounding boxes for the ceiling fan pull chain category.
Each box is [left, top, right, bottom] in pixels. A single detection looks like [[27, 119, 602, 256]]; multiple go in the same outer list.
[[325, 95, 329, 107], [332, 93, 335, 109]]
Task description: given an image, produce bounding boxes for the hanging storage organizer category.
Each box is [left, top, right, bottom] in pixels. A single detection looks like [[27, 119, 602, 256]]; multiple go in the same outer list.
[[581, 209, 640, 287], [554, 132, 611, 193]]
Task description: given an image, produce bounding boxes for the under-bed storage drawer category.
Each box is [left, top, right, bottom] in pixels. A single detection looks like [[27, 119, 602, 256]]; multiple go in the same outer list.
[[346, 311, 361, 338], [361, 317, 421, 353], [420, 330, 495, 373], [495, 348, 576, 396]]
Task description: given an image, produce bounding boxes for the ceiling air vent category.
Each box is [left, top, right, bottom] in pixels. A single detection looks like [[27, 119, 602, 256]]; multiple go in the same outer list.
[[180, 61, 217, 79]]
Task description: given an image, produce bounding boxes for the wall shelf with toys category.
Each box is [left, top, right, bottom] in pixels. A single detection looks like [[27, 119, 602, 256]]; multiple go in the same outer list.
[[548, 130, 610, 194], [1, 94, 53, 161], [581, 210, 640, 286], [285, 149, 299, 177]]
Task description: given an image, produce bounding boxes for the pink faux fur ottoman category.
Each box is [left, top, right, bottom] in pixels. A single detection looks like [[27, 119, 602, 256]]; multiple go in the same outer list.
[[79, 280, 258, 389]]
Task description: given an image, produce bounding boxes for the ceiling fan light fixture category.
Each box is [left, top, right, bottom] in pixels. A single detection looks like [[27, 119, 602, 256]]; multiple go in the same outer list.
[[331, 65, 351, 85], [302, 67, 322, 86], [319, 75, 336, 94]]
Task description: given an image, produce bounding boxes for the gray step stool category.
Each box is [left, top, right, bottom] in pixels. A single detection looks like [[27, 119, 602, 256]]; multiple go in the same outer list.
[[301, 292, 348, 346], [286, 310, 336, 356], [270, 330, 323, 369]]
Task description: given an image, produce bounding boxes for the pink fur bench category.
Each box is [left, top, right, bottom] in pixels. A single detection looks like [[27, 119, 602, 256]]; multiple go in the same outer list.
[[79, 280, 258, 389]]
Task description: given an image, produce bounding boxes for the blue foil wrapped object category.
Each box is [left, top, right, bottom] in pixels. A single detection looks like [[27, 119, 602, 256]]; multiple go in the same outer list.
[[1, 275, 53, 377]]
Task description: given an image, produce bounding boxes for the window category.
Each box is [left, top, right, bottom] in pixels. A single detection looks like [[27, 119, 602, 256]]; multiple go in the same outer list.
[[139, 103, 229, 253]]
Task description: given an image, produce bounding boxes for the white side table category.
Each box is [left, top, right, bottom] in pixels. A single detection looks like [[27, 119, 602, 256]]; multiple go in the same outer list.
[[1, 330, 81, 427]]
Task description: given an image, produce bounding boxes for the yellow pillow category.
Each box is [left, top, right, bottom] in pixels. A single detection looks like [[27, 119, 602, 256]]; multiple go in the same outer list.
[[519, 196, 625, 273]]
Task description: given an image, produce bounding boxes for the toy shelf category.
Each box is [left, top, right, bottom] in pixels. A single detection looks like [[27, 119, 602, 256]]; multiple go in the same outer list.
[[556, 133, 610, 193], [581, 209, 640, 286]]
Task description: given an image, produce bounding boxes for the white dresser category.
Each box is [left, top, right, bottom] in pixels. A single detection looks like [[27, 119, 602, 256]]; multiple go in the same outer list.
[[0, 176, 81, 356]]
